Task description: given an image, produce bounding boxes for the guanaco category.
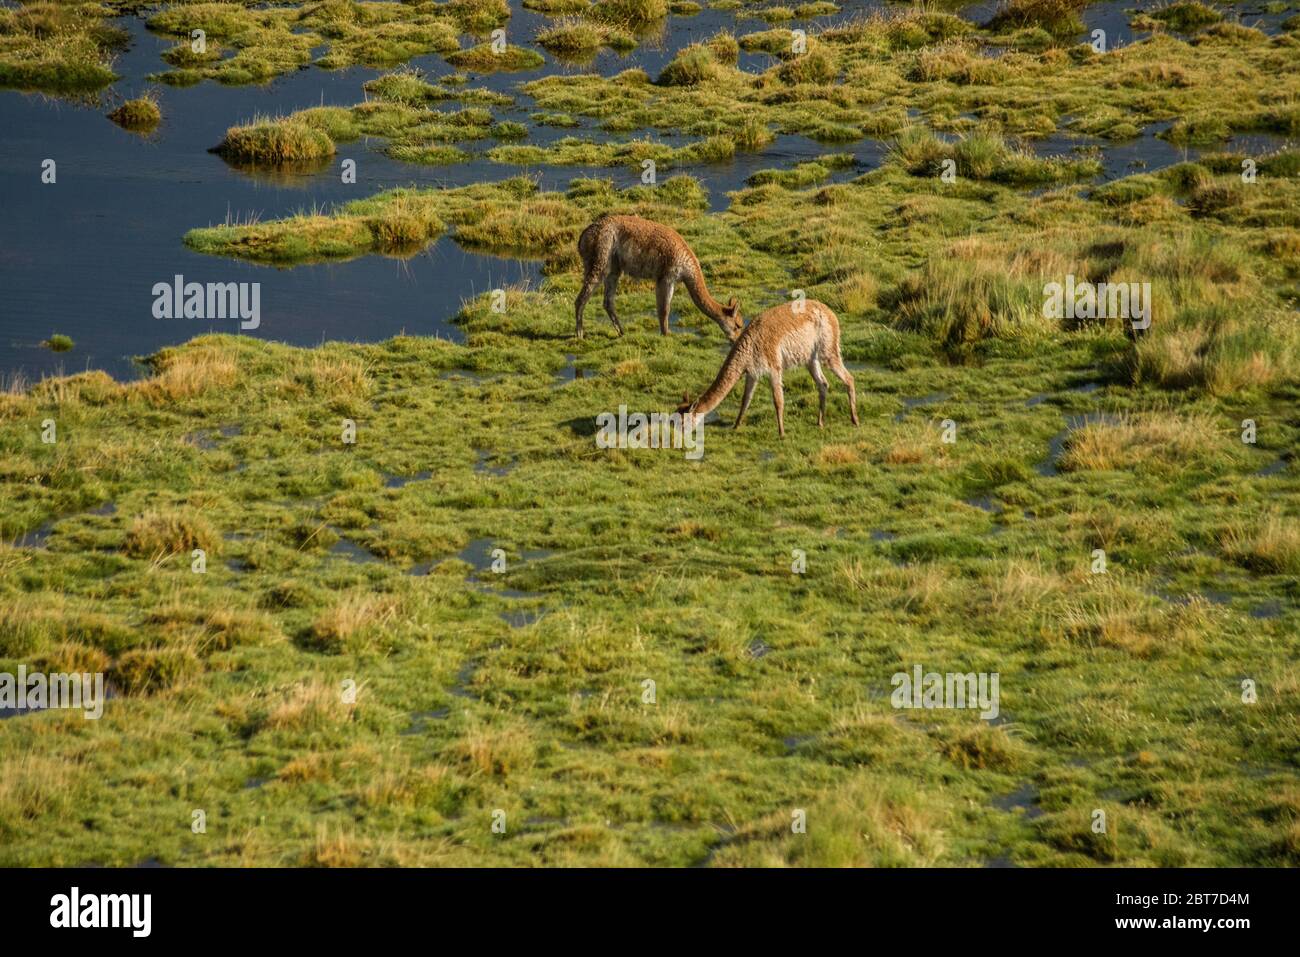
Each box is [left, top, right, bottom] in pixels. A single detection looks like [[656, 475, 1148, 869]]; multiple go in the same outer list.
[[575, 214, 743, 340], [677, 299, 858, 438]]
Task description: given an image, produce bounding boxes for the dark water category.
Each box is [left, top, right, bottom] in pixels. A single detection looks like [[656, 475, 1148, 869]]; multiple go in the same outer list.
[[0, 1, 1291, 380]]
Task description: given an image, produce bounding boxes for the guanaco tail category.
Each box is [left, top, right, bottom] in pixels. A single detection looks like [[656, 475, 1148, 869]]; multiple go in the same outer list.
[[677, 299, 858, 438], [575, 214, 743, 340]]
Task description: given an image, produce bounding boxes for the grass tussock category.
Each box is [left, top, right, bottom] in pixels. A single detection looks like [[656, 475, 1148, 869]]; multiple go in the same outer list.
[[107, 93, 161, 131], [1221, 515, 1300, 575], [890, 125, 1101, 185], [710, 777, 948, 866], [1059, 412, 1222, 472], [537, 19, 635, 57], [657, 43, 725, 86], [309, 593, 400, 653], [444, 44, 545, 72], [263, 679, 358, 733], [985, 0, 1090, 38], [124, 509, 221, 562], [448, 720, 537, 777], [887, 236, 1066, 347], [0, 2, 122, 94], [214, 116, 336, 163], [589, 0, 669, 26], [1146, 1, 1224, 33], [132, 343, 239, 403]]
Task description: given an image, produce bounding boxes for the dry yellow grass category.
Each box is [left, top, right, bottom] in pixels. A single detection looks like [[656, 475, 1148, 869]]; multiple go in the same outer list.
[[612, 357, 647, 378], [123, 508, 221, 562], [280, 351, 372, 403], [357, 762, 454, 810], [882, 423, 950, 466], [263, 679, 358, 732], [0, 755, 78, 824], [833, 271, 877, 314], [129, 344, 238, 404], [1055, 580, 1215, 657], [1221, 514, 1300, 575], [28, 370, 118, 406], [986, 558, 1068, 616], [815, 443, 862, 467], [709, 774, 948, 867], [449, 720, 536, 777], [1059, 411, 1221, 471], [652, 701, 693, 744], [835, 558, 954, 612], [309, 592, 400, 652], [307, 824, 369, 867]]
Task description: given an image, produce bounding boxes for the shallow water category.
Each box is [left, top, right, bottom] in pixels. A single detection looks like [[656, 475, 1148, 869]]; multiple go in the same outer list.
[[0, 2, 1291, 380], [991, 783, 1044, 819], [0, 8, 868, 380]]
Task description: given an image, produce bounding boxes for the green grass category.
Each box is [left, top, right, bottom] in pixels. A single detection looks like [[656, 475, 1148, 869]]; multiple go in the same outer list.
[[486, 133, 737, 169], [794, 2, 839, 15], [30, 131, 1300, 868], [524, 0, 593, 13], [5, 219, 1298, 864], [657, 43, 726, 86], [515, 9, 1300, 149], [890, 126, 1102, 185], [3, 0, 1300, 869], [589, 0, 669, 25], [182, 175, 717, 265], [1145, 1, 1225, 33], [447, 0, 511, 34], [214, 116, 336, 163], [205, 82, 523, 171], [985, 0, 1090, 38], [444, 44, 546, 73], [145, 1, 465, 85], [536, 19, 636, 58], [752, 6, 796, 23], [746, 153, 854, 188], [0, 2, 124, 93], [107, 94, 161, 131]]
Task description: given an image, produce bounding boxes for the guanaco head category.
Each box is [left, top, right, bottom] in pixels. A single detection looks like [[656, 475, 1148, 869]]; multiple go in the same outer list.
[[675, 391, 697, 418], [721, 297, 743, 341]]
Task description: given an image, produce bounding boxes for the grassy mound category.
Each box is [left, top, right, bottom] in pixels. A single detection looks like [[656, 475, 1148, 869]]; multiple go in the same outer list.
[[985, 0, 1090, 38], [536, 19, 636, 58], [214, 117, 337, 163], [0, 2, 124, 93], [445, 44, 546, 72], [107, 95, 162, 131]]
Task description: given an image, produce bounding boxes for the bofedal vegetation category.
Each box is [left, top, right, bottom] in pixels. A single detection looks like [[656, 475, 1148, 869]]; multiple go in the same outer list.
[[106, 92, 162, 130], [1, 1, 1299, 866]]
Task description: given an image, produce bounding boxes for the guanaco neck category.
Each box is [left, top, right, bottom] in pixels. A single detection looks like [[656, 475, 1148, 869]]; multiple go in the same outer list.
[[681, 256, 728, 329], [690, 339, 749, 417]]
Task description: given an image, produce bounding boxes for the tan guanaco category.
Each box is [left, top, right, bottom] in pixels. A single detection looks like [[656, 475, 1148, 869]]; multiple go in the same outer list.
[[575, 214, 743, 340], [677, 299, 858, 438]]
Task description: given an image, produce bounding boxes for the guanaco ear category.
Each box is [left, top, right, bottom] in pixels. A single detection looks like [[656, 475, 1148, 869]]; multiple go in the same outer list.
[[681, 391, 691, 404], [726, 297, 738, 312]]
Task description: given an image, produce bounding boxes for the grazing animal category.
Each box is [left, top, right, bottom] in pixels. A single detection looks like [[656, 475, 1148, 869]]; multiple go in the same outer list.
[[677, 299, 858, 438], [575, 215, 743, 340]]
